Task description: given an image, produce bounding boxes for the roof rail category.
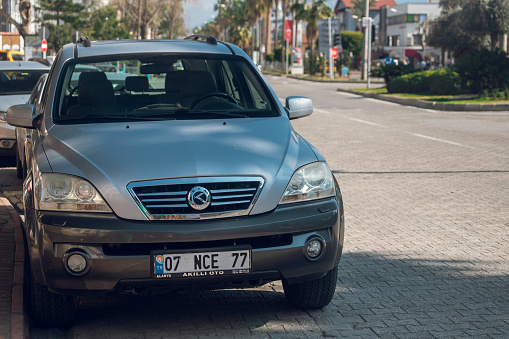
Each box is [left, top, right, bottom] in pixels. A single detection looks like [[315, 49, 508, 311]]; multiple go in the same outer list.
[[72, 33, 92, 58], [184, 34, 217, 45]]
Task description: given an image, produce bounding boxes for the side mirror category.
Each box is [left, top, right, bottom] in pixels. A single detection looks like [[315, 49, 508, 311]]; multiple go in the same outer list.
[[6, 104, 36, 128], [285, 96, 313, 120]]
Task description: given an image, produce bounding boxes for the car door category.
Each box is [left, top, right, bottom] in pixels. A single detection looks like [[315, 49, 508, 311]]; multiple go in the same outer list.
[[21, 74, 48, 178]]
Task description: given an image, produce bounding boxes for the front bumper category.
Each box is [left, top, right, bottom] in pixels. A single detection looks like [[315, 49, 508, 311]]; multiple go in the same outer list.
[[30, 196, 344, 295]]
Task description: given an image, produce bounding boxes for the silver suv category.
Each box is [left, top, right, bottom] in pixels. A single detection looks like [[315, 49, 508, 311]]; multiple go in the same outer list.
[[7, 36, 344, 327]]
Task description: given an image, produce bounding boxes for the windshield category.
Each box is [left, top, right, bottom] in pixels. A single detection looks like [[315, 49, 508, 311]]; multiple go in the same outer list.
[[55, 54, 278, 124], [0, 69, 48, 95]]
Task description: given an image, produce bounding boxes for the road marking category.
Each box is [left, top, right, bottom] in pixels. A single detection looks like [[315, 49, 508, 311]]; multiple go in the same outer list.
[[410, 133, 467, 147], [348, 117, 386, 127], [314, 108, 330, 114], [346, 116, 471, 148]]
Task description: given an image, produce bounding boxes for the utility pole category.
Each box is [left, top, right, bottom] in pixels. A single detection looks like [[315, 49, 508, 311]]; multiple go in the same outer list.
[[328, 18, 333, 80], [362, 0, 369, 80]]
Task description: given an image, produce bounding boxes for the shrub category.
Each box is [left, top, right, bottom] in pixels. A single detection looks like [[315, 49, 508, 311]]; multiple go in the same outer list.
[[454, 49, 509, 95], [304, 53, 325, 76], [387, 68, 462, 95], [274, 47, 283, 62], [427, 68, 462, 95], [265, 53, 274, 62], [371, 64, 417, 86]]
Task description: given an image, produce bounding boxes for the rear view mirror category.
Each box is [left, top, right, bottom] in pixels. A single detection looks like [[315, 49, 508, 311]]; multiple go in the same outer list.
[[285, 96, 313, 120], [6, 104, 36, 128]]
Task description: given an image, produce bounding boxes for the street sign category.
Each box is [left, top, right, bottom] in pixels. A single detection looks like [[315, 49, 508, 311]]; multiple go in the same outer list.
[[331, 47, 338, 59], [38, 27, 50, 40], [285, 20, 293, 44], [318, 18, 340, 56], [41, 39, 47, 53]]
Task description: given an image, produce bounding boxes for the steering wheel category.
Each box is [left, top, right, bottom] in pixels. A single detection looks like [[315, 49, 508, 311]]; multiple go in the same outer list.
[[190, 92, 239, 109]]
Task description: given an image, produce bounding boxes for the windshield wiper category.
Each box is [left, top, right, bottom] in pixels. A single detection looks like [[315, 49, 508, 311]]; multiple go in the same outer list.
[[175, 108, 249, 118], [61, 114, 175, 121]]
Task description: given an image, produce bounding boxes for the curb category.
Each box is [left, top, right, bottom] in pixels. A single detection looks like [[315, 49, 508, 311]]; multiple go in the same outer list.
[[337, 88, 509, 112], [262, 72, 385, 84], [287, 75, 385, 84], [1, 195, 29, 339]]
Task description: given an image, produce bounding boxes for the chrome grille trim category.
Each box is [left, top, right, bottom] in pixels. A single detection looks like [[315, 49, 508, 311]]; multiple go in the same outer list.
[[137, 191, 187, 196], [127, 176, 265, 220]]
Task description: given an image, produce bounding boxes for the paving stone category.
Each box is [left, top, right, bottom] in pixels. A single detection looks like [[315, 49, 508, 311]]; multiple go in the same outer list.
[[0, 77, 505, 338]]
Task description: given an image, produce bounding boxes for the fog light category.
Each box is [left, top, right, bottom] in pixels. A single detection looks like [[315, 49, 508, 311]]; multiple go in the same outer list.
[[66, 253, 87, 274], [306, 239, 323, 259]]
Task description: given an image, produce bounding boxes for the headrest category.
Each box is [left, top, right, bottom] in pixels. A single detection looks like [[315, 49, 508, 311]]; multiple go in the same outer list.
[[181, 71, 217, 97], [125, 76, 149, 92], [77, 72, 114, 105], [164, 71, 186, 93]]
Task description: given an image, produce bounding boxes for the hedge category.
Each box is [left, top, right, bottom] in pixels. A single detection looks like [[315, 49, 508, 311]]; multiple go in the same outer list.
[[387, 68, 462, 95]]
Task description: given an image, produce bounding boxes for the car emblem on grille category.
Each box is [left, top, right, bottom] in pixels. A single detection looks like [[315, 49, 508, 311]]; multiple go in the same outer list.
[[188, 186, 211, 210]]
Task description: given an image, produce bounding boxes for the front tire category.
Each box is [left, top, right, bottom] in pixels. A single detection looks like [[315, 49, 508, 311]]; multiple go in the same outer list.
[[283, 265, 338, 309], [30, 273, 75, 327]]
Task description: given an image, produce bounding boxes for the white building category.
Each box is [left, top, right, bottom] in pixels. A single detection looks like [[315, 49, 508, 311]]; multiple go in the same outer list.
[[383, 2, 441, 66]]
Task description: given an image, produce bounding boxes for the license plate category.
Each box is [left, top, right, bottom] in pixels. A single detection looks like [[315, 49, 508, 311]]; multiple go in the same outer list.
[[152, 248, 251, 278]]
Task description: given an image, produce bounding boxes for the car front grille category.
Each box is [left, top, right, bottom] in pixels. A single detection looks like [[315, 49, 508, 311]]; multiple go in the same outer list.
[[127, 177, 264, 220]]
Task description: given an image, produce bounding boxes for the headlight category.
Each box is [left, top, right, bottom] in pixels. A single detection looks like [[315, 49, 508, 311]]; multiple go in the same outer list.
[[279, 162, 335, 204], [0, 112, 6, 122], [37, 172, 111, 212]]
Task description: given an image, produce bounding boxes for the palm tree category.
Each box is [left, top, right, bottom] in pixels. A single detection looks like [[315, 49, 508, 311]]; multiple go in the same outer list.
[[292, 0, 333, 74], [214, 0, 232, 41], [245, 0, 267, 56], [263, 0, 274, 59], [228, 0, 252, 49]]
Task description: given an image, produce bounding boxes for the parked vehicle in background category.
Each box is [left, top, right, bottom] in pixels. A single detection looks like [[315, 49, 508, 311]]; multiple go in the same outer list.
[[0, 61, 49, 161], [0, 50, 24, 61], [7, 36, 345, 327]]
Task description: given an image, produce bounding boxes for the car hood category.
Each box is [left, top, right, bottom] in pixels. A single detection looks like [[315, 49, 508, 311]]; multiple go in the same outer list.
[[42, 117, 318, 220], [0, 94, 29, 112]]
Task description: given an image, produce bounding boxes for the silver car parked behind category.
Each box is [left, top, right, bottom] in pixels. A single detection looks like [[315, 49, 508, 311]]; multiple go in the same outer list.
[[0, 61, 49, 161], [7, 35, 344, 327]]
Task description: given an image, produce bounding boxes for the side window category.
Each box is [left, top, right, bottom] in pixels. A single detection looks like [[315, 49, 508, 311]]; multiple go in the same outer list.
[[236, 61, 271, 110], [220, 61, 241, 102], [245, 77, 267, 109], [29, 77, 44, 105], [41, 52, 61, 114]]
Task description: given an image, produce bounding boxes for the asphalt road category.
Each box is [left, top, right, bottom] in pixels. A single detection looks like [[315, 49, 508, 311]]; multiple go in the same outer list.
[[1, 75, 508, 338]]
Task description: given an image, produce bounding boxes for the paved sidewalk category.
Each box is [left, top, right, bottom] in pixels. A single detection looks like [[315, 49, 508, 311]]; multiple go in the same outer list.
[[0, 194, 28, 339]]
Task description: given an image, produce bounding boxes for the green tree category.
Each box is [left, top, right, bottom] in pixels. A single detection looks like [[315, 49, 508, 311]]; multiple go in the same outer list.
[[245, 0, 267, 55], [228, 0, 252, 49], [36, 0, 86, 53], [37, 0, 87, 28], [340, 31, 362, 69], [159, 0, 186, 39], [83, 5, 131, 41], [426, 0, 509, 57], [291, 0, 333, 74], [46, 23, 74, 54]]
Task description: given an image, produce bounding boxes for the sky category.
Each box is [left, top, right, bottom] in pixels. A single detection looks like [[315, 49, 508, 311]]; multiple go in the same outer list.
[[182, 0, 431, 34]]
